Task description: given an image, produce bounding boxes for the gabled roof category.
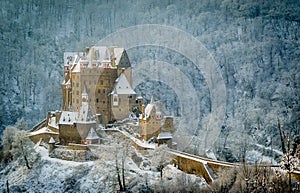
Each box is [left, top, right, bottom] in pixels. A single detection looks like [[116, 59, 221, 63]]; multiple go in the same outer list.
[[49, 137, 56, 144], [111, 73, 136, 95], [86, 128, 100, 140], [68, 46, 128, 73]]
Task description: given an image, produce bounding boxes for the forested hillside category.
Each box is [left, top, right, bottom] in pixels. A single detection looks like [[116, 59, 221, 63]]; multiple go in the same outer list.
[[0, 0, 299, 160]]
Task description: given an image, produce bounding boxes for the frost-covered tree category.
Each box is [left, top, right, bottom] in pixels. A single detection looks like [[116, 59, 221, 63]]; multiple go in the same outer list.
[[279, 134, 300, 192], [150, 145, 173, 180], [15, 118, 28, 131], [10, 129, 38, 169]]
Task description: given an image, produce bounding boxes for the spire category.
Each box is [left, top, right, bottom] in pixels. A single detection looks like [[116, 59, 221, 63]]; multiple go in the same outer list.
[[150, 95, 154, 104], [82, 85, 87, 95]]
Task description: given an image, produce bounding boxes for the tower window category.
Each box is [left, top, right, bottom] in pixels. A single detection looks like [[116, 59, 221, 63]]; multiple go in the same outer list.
[[98, 89, 100, 93], [96, 98, 99, 103], [100, 80, 103, 85]]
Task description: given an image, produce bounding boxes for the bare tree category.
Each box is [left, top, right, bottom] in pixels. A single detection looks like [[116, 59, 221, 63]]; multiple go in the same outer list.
[[278, 118, 300, 192], [115, 141, 131, 192]]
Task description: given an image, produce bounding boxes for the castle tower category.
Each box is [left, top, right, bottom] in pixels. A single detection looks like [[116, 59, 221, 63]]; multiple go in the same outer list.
[[48, 137, 56, 154], [81, 86, 88, 104], [61, 46, 133, 124]]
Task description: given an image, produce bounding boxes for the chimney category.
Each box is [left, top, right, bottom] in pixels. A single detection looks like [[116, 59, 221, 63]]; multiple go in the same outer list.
[[110, 47, 115, 67], [141, 104, 145, 119], [89, 47, 94, 67], [85, 47, 90, 56]]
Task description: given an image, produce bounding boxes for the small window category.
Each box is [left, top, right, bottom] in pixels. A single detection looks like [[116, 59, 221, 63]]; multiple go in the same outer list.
[[103, 101, 105, 104], [100, 80, 103, 85], [76, 91, 79, 95], [76, 83, 79, 87], [103, 89, 105, 94], [76, 99, 79, 103], [98, 89, 100, 94], [96, 98, 99, 103]]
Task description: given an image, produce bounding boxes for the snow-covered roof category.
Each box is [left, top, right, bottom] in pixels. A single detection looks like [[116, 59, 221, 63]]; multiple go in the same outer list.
[[63, 52, 78, 66], [49, 137, 56, 144], [144, 104, 155, 119], [157, 132, 173, 140], [29, 127, 59, 136], [86, 128, 100, 140], [111, 73, 136, 95], [102, 59, 111, 63], [72, 62, 80, 73], [59, 111, 78, 125], [113, 47, 124, 66], [66, 46, 129, 74], [77, 102, 96, 123]]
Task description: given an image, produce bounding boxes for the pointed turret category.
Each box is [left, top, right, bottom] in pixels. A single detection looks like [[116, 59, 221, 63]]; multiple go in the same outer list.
[[82, 86, 88, 103], [150, 96, 154, 104]]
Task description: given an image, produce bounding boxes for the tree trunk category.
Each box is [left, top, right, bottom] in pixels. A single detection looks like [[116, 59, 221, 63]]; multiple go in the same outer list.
[[278, 118, 286, 154], [116, 155, 123, 191], [20, 140, 31, 169], [24, 155, 31, 169], [160, 165, 163, 180], [122, 160, 126, 191], [6, 180, 9, 193]]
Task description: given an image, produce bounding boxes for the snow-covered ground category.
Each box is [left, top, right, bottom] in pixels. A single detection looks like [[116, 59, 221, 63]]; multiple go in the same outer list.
[[0, 138, 207, 192]]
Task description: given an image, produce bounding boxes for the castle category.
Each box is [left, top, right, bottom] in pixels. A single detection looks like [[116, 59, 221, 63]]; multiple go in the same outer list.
[[62, 46, 137, 124], [30, 46, 174, 147]]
